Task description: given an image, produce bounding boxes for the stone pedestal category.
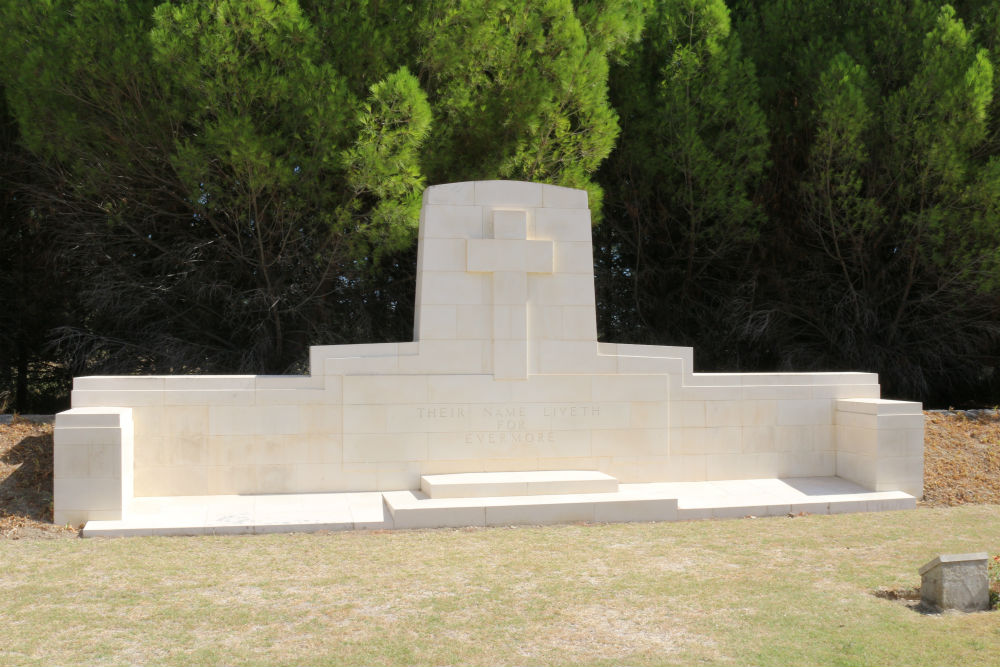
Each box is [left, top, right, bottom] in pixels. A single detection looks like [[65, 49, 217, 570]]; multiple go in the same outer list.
[[919, 553, 989, 612]]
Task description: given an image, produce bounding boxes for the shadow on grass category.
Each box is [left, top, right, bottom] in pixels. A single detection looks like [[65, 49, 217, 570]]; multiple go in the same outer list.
[[873, 587, 999, 615]]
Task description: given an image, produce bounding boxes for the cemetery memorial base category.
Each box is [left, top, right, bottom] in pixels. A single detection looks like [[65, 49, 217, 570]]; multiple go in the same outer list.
[[53, 181, 924, 536]]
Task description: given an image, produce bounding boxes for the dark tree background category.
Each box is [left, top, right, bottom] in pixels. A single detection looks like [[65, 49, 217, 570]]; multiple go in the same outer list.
[[1, 0, 998, 411]]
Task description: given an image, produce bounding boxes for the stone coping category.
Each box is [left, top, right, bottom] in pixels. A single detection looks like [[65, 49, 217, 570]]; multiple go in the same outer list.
[[918, 552, 988, 575]]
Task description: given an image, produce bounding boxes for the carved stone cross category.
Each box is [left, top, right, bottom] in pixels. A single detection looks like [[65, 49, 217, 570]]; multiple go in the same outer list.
[[466, 209, 553, 380]]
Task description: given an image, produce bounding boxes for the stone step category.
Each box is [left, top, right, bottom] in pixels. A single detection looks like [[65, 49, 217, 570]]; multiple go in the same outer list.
[[420, 470, 619, 499], [384, 489, 678, 529], [77, 478, 917, 537]]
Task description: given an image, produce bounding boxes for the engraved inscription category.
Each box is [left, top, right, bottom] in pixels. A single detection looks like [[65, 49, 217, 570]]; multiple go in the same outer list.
[[416, 406, 466, 419], [543, 405, 600, 417], [413, 403, 607, 444], [464, 431, 555, 444]]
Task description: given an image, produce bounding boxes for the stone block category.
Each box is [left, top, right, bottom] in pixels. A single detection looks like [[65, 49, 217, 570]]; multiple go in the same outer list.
[[375, 462, 423, 491], [475, 180, 543, 207], [344, 376, 429, 405], [919, 553, 990, 612], [397, 340, 488, 373], [343, 405, 388, 434], [554, 242, 594, 274], [594, 497, 677, 523], [55, 426, 123, 447], [615, 354, 680, 374], [528, 273, 596, 306], [592, 375, 669, 403], [676, 385, 742, 401], [535, 341, 616, 374], [592, 429, 668, 457], [741, 400, 777, 426], [71, 389, 163, 407], [672, 401, 706, 428], [419, 239, 468, 272], [533, 207, 592, 242], [343, 433, 428, 463], [163, 390, 254, 406], [418, 270, 488, 305], [777, 399, 834, 426], [420, 204, 485, 239], [492, 270, 528, 304], [453, 304, 491, 340], [74, 376, 166, 391], [705, 400, 742, 427], [628, 402, 669, 429], [494, 340, 529, 380], [485, 498, 596, 526], [529, 304, 563, 340], [390, 500, 487, 530], [424, 181, 475, 206], [55, 407, 129, 430], [542, 183, 588, 209], [491, 209, 528, 239], [163, 376, 255, 391], [421, 470, 617, 498]]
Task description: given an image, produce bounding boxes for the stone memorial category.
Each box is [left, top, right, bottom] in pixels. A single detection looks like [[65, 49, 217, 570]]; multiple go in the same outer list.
[[54, 180, 925, 536], [919, 553, 990, 612]]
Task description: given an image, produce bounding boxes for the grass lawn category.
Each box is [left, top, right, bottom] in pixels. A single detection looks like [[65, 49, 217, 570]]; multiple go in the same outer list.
[[1, 505, 999, 666]]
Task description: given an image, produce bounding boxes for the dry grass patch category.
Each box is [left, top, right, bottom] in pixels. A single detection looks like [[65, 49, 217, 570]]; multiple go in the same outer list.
[[924, 410, 1000, 505], [2, 506, 1000, 666], [0, 418, 75, 539]]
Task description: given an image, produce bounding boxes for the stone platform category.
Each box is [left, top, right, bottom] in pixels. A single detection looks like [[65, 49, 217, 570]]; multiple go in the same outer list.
[[80, 474, 916, 537]]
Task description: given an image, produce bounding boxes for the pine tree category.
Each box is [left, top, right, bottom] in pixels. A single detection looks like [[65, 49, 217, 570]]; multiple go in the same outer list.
[[0, 0, 640, 390], [747, 1, 1000, 400], [416, 0, 644, 213], [596, 0, 768, 361], [0, 0, 432, 374]]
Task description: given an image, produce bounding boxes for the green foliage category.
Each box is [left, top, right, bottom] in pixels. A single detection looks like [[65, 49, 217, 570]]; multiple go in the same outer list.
[[1, 0, 999, 405], [803, 51, 879, 237], [418, 0, 643, 215], [0, 88, 75, 412], [779, 3, 1000, 397], [0, 0, 435, 374], [881, 6, 996, 279], [989, 553, 1000, 609], [599, 0, 1000, 400], [596, 0, 769, 353], [0, 0, 635, 386], [344, 67, 432, 259]]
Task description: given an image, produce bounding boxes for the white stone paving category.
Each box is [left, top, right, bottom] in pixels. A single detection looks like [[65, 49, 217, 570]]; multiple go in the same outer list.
[[81, 476, 915, 537]]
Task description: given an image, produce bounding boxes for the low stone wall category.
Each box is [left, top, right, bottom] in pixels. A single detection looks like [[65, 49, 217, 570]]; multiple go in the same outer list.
[[65, 365, 896, 499]]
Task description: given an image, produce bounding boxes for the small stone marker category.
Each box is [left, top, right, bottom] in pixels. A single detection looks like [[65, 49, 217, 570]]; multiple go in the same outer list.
[[918, 553, 989, 612]]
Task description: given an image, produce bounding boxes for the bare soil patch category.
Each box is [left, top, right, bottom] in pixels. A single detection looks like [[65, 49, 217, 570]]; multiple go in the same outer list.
[[923, 410, 1000, 506], [0, 410, 996, 539], [0, 417, 75, 539]]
